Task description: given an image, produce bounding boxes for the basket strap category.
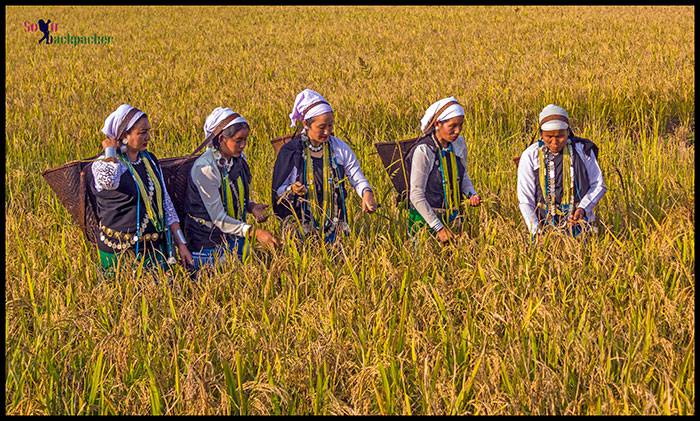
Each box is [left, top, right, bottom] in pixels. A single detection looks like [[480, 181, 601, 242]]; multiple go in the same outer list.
[[539, 114, 569, 128], [191, 113, 241, 156], [301, 100, 330, 121], [271, 133, 294, 147], [422, 100, 460, 135]]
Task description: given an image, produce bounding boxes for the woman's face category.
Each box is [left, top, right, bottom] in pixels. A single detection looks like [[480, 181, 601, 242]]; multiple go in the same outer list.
[[220, 126, 249, 158], [435, 116, 464, 142], [305, 112, 334, 143], [541, 129, 569, 154], [124, 117, 151, 152]]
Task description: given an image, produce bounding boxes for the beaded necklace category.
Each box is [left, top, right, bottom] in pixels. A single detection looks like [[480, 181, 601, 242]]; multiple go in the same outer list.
[[119, 152, 164, 232], [118, 151, 173, 259], [537, 139, 575, 225], [303, 138, 333, 228], [432, 134, 460, 220]]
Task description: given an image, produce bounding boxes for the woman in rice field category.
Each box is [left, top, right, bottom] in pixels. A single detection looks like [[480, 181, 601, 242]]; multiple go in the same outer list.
[[516, 104, 607, 238], [405, 96, 481, 243], [91, 103, 193, 273], [271, 88, 377, 243], [183, 107, 279, 271]]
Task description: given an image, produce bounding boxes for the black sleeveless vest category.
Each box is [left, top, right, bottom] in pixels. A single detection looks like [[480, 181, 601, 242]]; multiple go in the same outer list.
[[184, 153, 251, 251], [271, 137, 347, 223], [90, 152, 163, 253], [533, 142, 591, 222], [405, 135, 466, 210]]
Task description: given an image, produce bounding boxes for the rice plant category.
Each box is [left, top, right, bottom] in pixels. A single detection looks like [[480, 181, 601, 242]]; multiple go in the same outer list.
[[5, 5, 694, 415]]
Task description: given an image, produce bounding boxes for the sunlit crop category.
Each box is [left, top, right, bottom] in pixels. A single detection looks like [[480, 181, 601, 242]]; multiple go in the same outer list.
[[5, 6, 694, 415]]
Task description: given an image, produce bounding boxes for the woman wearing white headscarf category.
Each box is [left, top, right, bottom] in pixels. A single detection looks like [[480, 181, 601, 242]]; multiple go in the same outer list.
[[184, 107, 278, 271], [517, 104, 606, 237], [405, 96, 480, 243], [90, 103, 193, 272], [271, 88, 377, 243]]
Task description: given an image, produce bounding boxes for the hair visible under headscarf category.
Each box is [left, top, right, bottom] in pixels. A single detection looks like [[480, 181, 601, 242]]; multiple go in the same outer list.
[[203, 107, 249, 140], [539, 104, 569, 131], [102, 103, 146, 140], [289, 88, 333, 128], [420, 97, 465, 133]]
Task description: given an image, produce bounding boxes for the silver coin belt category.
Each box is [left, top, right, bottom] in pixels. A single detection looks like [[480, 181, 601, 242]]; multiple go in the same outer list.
[[99, 172, 162, 250]]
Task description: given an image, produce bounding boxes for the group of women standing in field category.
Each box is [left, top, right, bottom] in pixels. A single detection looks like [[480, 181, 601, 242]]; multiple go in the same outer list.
[[89, 88, 606, 275]]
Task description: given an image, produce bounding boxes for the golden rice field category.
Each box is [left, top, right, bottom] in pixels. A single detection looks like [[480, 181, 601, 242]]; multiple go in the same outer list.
[[5, 5, 694, 415]]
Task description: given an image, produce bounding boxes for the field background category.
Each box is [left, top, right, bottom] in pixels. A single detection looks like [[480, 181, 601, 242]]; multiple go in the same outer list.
[[5, 6, 694, 415]]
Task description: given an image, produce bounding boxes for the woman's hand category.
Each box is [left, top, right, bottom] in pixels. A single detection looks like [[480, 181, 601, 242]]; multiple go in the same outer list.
[[361, 189, 377, 213], [254, 228, 280, 249], [102, 137, 119, 149], [178, 243, 194, 267], [568, 207, 586, 224], [290, 181, 307, 196], [436, 227, 455, 243], [170, 223, 193, 266], [250, 202, 269, 223], [102, 137, 120, 161], [468, 194, 481, 207]]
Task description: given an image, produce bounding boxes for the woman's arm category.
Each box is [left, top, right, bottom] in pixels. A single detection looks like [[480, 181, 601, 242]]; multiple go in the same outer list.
[[162, 182, 180, 225], [575, 145, 607, 216], [192, 162, 252, 238], [92, 158, 126, 192], [332, 138, 371, 198], [517, 146, 539, 235], [454, 137, 477, 197]]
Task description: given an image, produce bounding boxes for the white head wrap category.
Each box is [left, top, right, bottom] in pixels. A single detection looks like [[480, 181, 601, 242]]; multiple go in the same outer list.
[[420, 96, 465, 133], [289, 88, 333, 127], [539, 104, 569, 131], [203, 107, 248, 139], [101, 103, 146, 140]]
